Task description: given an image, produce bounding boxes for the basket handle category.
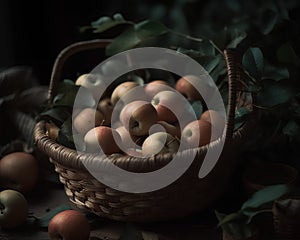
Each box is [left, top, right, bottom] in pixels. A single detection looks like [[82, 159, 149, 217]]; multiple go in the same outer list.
[[48, 39, 112, 103], [223, 49, 239, 143], [48, 40, 239, 143]]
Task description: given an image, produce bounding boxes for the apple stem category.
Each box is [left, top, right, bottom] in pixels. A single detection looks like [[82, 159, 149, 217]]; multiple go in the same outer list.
[[166, 138, 176, 146]]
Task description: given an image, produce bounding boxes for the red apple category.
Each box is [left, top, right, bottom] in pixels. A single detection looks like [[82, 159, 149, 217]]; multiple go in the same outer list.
[[0, 152, 39, 194], [48, 210, 90, 240], [144, 80, 172, 98], [0, 189, 28, 229], [97, 98, 114, 126], [142, 132, 179, 156], [151, 90, 185, 123], [200, 110, 225, 140], [73, 108, 105, 135], [84, 126, 121, 154], [181, 119, 212, 148], [120, 100, 158, 136], [176, 75, 203, 101]]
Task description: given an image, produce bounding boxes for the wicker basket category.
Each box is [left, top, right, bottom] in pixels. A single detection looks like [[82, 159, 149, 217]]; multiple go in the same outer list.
[[34, 39, 255, 222]]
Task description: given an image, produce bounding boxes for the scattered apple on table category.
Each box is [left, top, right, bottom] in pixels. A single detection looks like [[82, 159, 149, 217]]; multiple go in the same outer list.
[[0, 189, 28, 229], [48, 210, 90, 240], [0, 152, 39, 194]]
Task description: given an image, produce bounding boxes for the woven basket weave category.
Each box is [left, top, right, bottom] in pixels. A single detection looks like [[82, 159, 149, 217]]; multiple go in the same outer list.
[[34, 39, 255, 222]]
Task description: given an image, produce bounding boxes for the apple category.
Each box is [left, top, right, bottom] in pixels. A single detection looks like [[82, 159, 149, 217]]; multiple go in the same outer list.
[[97, 98, 114, 126], [84, 126, 121, 154], [156, 121, 181, 138], [181, 119, 212, 148], [115, 126, 143, 152], [142, 132, 179, 156], [0, 189, 28, 229], [46, 122, 60, 141], [73, 108, 105, 135], [48, 210, 90, 240], [200, 110, 225, 140], [0, 152, 39, 194], [111, 81, 139, 105], [176, 75, 203, 101], [144, 80, 172, 98], [120, 100, 158, 136], [75, 73, 107, 99], [151, 90, 186, 123]]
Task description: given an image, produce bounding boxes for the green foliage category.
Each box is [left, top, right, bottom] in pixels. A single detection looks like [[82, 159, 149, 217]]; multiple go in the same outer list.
[[106, 20, 168, 55], [216, 184, 290, 237]]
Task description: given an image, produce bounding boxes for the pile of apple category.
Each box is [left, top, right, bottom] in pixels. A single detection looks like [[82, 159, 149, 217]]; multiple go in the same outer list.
[[0, 152, 39, 229], [72, 74, 225, 156]]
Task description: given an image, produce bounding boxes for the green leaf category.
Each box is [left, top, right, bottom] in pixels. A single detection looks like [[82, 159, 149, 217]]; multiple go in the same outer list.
[[212, 27, 246, 50], [36, 205, 72, 228], [277, 42, 300, 66], [227, 29, 247, 49], [91, 13, 131, 33], [263, 62, 289, 81], [38, 108, 71, 127], [242, 47, 264, 79], [234, 107, 251, 130], [191, 100, 203, 119], [259, 9, 279, 35], [57, 118, 75, 149], [134, 20, 168, 41], [241, 184, 290, 211], [106, 26, 140, 55], [106, 20, 168, 56], [257, 80, 295, 107], [217, 212, 244, 227], [282, 120, 299, 137], [196, 56, 220, 74]]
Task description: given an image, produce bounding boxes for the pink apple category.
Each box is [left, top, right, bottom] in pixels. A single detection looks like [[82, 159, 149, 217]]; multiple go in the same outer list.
[[144, 80, 172, 98], [200, 110, 225, 141], [151, 90, 186, 123], [75, 73, 107, 99], [73, 108, 105, 135], [111, 81, 139, 105], [84, 126, 121, 154], [181, 119, 212, 148], [142, 132, 179, 156], [97, 98, 114, 126], [115, 126, 143, 152]]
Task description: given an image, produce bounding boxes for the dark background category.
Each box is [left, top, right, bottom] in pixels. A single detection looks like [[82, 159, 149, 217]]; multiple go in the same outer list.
[[1, 0, 300, 85], [0, 0, 187, 84]]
